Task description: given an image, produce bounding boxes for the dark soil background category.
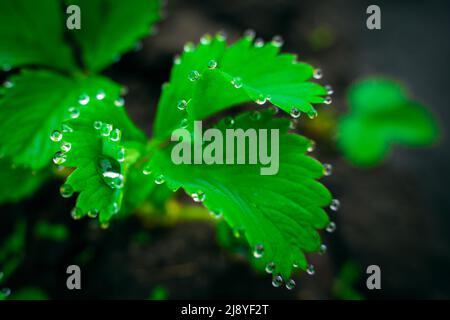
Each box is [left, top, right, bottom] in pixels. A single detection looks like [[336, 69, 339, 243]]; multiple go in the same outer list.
[[1, 0, 450, 299]]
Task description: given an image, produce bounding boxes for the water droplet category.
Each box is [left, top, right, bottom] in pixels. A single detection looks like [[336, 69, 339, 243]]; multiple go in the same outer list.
[[271, 35, 284, 47], [290, 107, 301, 118], [100, 222, 110, 229], [265, 262, 275, 274], [1, 287, 11, 297], [109, 202, 119, 215], [323, 163, 332, 176], [100, 123, 113, 137], [177, 99, 188, 110], [244, 29, 255, 40], [200, 34, 212, 45], [3, 81, 13, 88], [96, 90, 106, 100], [269, 105, 279, 114], [192, 191, 205, 203], [62, 124, 73, 133], [330, 199, 340, 211], [224, 116, 235, 127], [250, 110, 261, 121], [231, 77, 243, 89], [173, 55, 181, 65], [319, 244, 327, 254], [67, 106, 80, 119], [307, 141, 316, 153], [110, 128, 122, 142], [60, 184, 74, 198], [326, 221, 336, 233], [60, 141, 72, 153], [117, 147, 125, 162], [255, 94, 268, 105], [306, 264, 315, 275], [78, 94, 90, 105], [325, 85, 334, 95], [142, 163, 152, 175], [313, 68, 323, 79], [207, 59, 218, 69], [53, 151, 67, 165], [114, 97, 125, 107], [88, 208, 99, 218], [71, 207, 83, 220], [154, 175, 165, 185], [324, 96, 332, 105], [50, 130, 63, 142], [307, 110, 318, 119], [272, 275, 283, 288], [285, 278, 296, 290], [180, 118, 189, 128], [253, 244, 264, 259], [209, 210, 222, 219], [184, 42, 194, 52], [93, 121, 102, 130], [97, 156, 122, 189], [254, 38, 264, 48], [233, 226, 244, 238], [216, 31, 227, 41], [188, 70, 200, 82]]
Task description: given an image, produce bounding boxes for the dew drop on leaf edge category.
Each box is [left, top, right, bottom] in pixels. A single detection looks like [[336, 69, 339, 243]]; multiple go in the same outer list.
[[272, 275, 283, 288], [253, 244, 264, 259]]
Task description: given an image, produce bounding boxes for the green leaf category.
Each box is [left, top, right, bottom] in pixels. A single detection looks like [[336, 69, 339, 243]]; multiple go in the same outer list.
[[66, 0, 162, 72], [0, 0, 77, 72], [338, 78, 440, 167], [0, 159, 48, 204], [56, 88, 147, 224], [154, 34, 328, 139], [8, 287, 49, 300], [34, 221, 70, 241], [147, 109, 331, 280], [0, 70, 125, 170]]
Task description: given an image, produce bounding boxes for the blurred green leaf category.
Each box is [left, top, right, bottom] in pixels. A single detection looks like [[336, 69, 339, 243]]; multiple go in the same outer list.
[[338, 78, 439, 167], [8, 287, 49, 300], [0, 159, 48, 204], [332, 261, 364, 300], [34, 221, 69, 241], [66, 0, 161, 72], [148, 285, 168, 300], [0, 0, 77, 72]]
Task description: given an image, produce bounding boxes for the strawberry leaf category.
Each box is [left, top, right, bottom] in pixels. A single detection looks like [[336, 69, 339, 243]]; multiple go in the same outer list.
[[0, 70, 125, 170], [147, 109, 332, 281], [154, 34, 328, 139], [55, 87, 148, 223]]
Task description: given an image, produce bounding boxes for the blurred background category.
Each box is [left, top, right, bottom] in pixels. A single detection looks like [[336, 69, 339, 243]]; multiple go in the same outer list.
[[1, 0, 449, 299]]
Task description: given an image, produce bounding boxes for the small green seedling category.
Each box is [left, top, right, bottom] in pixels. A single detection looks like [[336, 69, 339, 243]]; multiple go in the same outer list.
[[0, 0, 352, 289]]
